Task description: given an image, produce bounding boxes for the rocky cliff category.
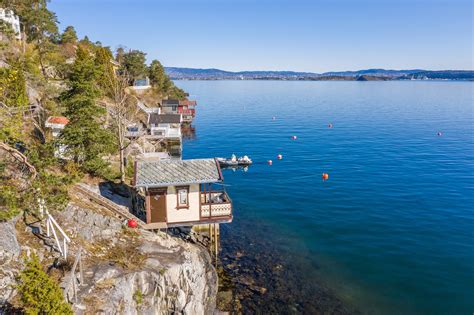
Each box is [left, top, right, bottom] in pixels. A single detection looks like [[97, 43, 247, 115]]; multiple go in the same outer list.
[[0, 191, 218, 314]]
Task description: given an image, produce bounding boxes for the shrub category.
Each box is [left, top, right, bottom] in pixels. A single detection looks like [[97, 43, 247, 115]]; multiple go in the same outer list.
[[16, 254, 73, 315]]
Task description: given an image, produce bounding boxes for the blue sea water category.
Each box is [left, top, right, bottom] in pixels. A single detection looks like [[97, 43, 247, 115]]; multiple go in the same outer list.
[[176, 80, 474, 314]]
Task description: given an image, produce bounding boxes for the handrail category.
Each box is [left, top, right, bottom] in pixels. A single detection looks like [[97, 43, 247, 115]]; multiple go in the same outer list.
[[64, 248, 84, 303], [45, 210, 71, 258]]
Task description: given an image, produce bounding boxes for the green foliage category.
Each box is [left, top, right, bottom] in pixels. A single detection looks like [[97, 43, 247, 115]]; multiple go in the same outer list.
[[115, 46, 125, 64], [0, 184, 22, 221], [148, 59, 171, 91], [94, 46, 114, 92], [60, 46, 116, 177], [125, 157, 135, 179], [27, 142, 73, 213], [122, 50, 147, 83], [0, 66, 28, 143], [60, 25, 77, 44], [133, 289, 143, 305], [148, 59, 186, 99], [0, 20, 15, 40], [2, 0, 59, 43], [17, 253, 73, 315]]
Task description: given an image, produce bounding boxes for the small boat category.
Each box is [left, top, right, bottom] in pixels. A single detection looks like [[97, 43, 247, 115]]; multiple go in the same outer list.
[[217, 154, 252, 167]]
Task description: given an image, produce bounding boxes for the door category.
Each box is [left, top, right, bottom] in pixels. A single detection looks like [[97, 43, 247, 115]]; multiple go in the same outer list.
[[149, 189, 167, 223]]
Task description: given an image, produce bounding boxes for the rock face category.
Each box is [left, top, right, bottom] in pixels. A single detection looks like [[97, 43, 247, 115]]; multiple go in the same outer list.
[[75, 236, 217, 315], [56, 199, 217, 315], [0, 219, 21, 305]]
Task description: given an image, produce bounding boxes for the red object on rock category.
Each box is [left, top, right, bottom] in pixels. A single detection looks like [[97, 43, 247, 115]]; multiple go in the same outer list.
[[127, 219, 138, 228], [322, 173, 329, 180]]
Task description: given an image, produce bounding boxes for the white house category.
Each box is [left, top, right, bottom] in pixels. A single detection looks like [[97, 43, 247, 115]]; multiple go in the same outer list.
[[45, 116, 69, 137], [134, 158, 233, 229], [147, 113, 182, 140], [45, 116, 69, 158], [0, 8, 21, 40]]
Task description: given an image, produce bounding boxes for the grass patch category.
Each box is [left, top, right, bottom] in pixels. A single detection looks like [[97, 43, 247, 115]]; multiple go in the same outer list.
[[133, 289, 143, 306]]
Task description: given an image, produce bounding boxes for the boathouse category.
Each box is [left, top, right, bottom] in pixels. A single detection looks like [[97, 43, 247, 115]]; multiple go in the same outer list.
[[178, 100, 197, 123], [133, 158, 233, 229]]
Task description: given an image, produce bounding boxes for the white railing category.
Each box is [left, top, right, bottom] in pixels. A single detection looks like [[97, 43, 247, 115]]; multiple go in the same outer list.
[[45, 211, 71, 258], [200, 192, 232, 217], [201, 203, 232, 217]]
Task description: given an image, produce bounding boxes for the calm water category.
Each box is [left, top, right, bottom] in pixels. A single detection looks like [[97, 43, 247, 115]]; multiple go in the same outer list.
[[176, 80, 474, 314]]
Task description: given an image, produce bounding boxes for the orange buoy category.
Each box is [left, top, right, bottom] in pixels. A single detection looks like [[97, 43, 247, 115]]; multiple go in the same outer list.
[[328, 123, 333, 128], [322, 173, 329, 180], [267, 160, 273, 165], [291, 135, 297, 140], [277, 154, 283, 160]]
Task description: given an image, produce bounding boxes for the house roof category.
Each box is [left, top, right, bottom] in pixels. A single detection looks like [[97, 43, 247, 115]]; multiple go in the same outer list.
[[134, 158, 223, 188], [179, 100, 197, 106], [148, 113, 182, 125], [162, 99, 179, 106], [46, 116, 69, 125]]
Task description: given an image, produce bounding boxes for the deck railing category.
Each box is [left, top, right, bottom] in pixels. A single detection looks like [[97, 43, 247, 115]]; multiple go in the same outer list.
[[200, 191, 232, 217]]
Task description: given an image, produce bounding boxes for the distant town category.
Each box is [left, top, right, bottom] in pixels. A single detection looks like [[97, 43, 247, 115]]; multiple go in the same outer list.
[[165, 67, 474, 81]]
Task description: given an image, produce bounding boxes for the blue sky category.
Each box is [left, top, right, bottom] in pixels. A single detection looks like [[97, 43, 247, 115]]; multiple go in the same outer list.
[[49, 0, 473, 72]]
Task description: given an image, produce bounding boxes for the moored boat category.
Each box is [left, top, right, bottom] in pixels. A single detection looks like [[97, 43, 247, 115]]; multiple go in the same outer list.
[[217, 154, 252, 167]]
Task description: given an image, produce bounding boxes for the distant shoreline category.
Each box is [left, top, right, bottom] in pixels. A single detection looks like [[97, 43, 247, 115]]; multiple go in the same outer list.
[[171, 77, 474, 82], [166, 67, 474, 81]]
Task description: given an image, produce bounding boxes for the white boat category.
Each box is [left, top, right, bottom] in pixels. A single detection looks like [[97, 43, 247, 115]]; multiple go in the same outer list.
[[217, 154, 252, 167]]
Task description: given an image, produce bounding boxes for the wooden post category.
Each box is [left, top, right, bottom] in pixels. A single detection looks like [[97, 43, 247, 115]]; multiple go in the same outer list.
[[214, 224, 218, 262], [209, 223, 213, 255]]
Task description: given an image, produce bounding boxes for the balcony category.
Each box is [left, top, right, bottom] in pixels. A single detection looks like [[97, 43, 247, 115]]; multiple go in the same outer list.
[[125, 125, 146, 138], [147, 127, 182, 139], [200, 191, 232, 218]]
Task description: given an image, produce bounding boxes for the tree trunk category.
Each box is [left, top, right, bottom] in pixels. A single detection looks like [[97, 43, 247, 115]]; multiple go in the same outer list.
[[119, 145, 125, 183]]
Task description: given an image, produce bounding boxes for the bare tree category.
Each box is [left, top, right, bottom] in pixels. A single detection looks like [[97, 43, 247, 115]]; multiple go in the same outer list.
[[104, 69, 138, 182]]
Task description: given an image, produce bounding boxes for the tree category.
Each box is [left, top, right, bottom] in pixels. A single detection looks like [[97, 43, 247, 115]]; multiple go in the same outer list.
[[147, 59, 186, 99], [148, 59, 171, 92], [60, 25, 77, 44], [17, 253, 73, 315], [115, 46, 125, 65], [122, 49, 147, 83], [94, 46, 114, 91], [60, 46, 116, 178], [3, 0, 60, 78], [104, 71, 137, 182]]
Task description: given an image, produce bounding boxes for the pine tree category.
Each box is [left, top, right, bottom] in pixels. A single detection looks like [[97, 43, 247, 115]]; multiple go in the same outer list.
[[148, 59, 172, 92], [60, 25, 77, 44], [60, 46, 116, 178], [122, 49, 147, 83], [17, 254, 73, 315]]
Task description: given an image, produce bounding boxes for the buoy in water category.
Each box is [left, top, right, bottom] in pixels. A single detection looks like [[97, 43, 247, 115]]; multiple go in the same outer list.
[[437, 131, 442, 136], [322, 173, 329, 180], [127, 219, 138, 228], [267, 160, 273, 165], [277, 154, 283, 160], [272, 116, 276, 120], [328, 123, 333, 128], [291, 135, 297, 140]]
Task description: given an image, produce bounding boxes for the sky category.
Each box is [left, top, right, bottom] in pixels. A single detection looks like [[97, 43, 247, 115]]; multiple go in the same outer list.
[[49, 0, 473, 72]]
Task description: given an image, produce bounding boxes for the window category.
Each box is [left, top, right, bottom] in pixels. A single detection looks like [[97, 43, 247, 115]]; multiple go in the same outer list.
[[176, 186, 189, 208]]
